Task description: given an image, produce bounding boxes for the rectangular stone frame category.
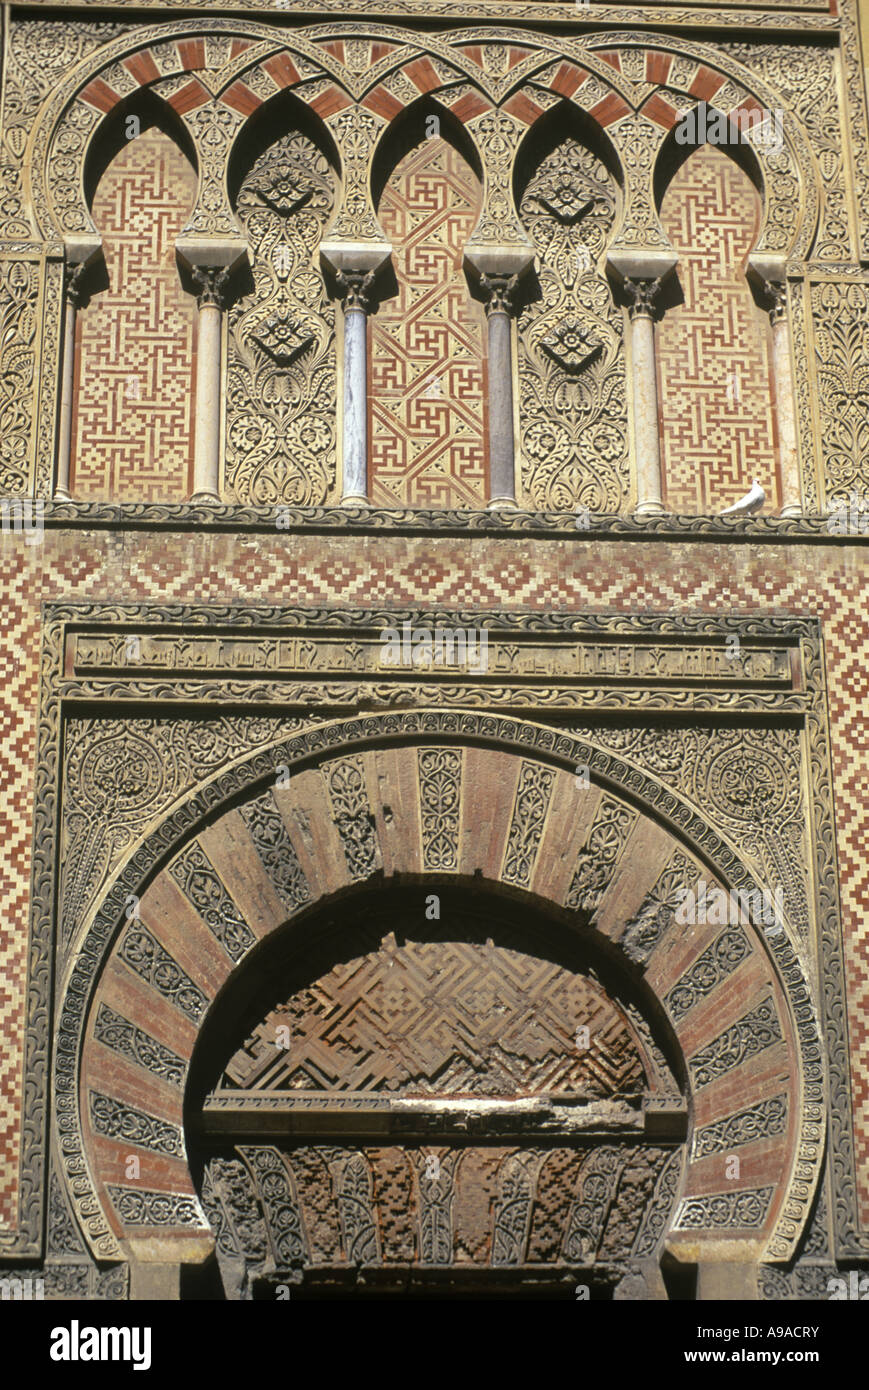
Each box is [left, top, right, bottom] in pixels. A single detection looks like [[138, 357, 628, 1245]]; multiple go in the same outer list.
[[1, 601, 864, 1268]]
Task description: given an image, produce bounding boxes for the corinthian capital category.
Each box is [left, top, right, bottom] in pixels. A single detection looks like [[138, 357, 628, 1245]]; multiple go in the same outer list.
[[336, 268, 376, 313], [480, 272, 519, 317], [624, 276, 663, 321], [191, 265, 230, 310]]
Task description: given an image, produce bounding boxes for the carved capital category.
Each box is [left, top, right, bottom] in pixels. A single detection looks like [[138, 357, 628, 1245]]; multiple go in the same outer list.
[[763, 278, 788, 326], [64, 261, 88, 310], [624, 276, 663, 321], [480, 272, 519, 317], [336, 269, 376, 313], [191, 265, 229, 310]]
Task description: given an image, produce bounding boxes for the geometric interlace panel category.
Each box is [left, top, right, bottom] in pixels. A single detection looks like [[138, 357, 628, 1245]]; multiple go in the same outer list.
[[72, 126, 197, 502], [370, 139, 488, 508], [657, 143, 779, 512], [220, 932, 645, 1099]]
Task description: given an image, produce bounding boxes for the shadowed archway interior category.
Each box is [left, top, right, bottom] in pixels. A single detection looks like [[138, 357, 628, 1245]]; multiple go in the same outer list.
[[184, 882, 685, 1299]]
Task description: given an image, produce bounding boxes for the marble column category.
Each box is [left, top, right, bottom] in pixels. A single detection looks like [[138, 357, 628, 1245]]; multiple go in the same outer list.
[[55, 261, 87, 501], [337, 270, 375, 505], [190, 266, 228, 503], [480, 273, 519, 508], [766, 279, 801, 518], [625, 276, 666, 519]]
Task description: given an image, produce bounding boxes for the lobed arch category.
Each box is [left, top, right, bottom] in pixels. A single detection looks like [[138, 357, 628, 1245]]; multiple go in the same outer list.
[[53, 712, 824, 1277], [511, 98, 625, 265], [27, 21, 819, 264]]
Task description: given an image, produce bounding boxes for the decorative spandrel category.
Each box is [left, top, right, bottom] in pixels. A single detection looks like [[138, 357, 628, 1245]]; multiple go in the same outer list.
[[517, 137, 629, 512], [226, 132, 336, 505]]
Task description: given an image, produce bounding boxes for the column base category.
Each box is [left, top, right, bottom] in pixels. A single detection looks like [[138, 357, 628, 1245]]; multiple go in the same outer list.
[[487, 496, 518, 510], [633, 501, 666, 519], [779, 503, 802, 519], [190, 490, 221, 504], [342, 493, 371, 506], [53, 487, 72, 502]]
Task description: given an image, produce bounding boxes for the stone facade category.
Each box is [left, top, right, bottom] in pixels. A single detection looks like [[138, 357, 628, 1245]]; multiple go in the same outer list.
[[0, 0, 868, 1301]]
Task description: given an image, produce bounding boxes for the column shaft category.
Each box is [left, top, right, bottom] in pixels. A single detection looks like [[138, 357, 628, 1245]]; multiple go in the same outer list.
[[342, 305, 368, 503], [480, 273, 519, 508], [770, 297, 801, 518], [487, 308, 516, 507], [55, 291, 77, 500], [624, 277, 666, 518], [631, 310, 664, 516], [190, 275, 225, 503]]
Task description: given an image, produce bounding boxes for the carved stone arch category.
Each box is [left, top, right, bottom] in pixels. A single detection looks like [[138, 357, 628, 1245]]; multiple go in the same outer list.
[[54, 713, 823, 1284], [226, 87, 342, 207], [652, 129, 783, 513], [600, 34, 816, 261], [27, 19, 345, 240], [367, 98, 490, 506], [68, 86, 199, 276], [652, 105, 768, 243], [370, 93, 485, 212], [38, 80, 200, 248]]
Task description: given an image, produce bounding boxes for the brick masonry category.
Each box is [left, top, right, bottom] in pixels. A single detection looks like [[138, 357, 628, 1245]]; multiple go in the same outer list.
[[0, 529, 867, 1232]]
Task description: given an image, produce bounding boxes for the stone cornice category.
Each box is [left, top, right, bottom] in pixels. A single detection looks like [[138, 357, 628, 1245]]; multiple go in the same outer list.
[[6, 1, 842, 37], [26, 500, 869, 543]]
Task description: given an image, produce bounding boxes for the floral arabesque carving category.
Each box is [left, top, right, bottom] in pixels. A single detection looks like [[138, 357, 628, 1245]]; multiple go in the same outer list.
[[226, 131, 336, 504], [517, 137, 629, 511]]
